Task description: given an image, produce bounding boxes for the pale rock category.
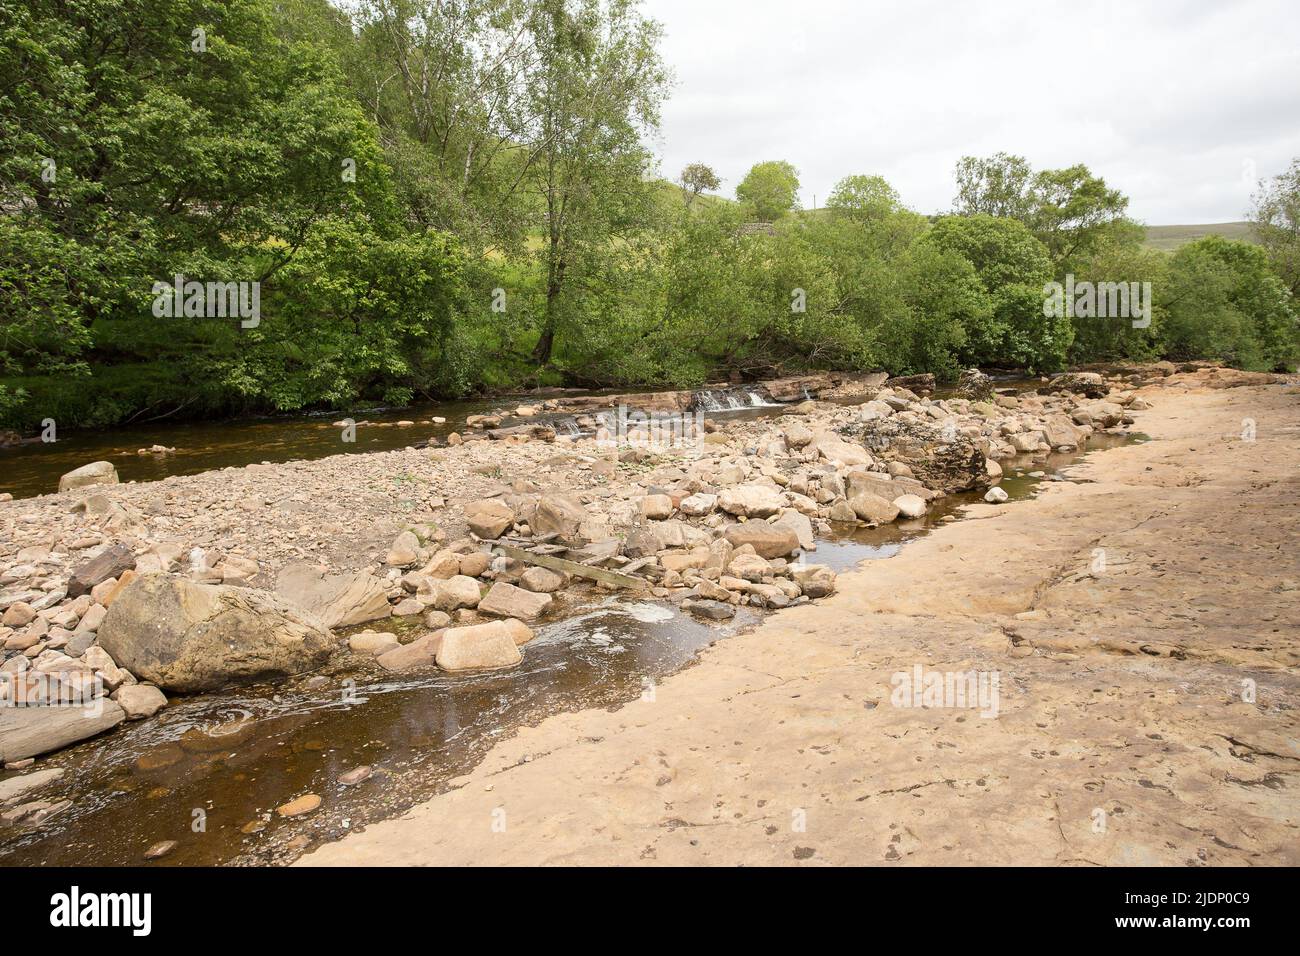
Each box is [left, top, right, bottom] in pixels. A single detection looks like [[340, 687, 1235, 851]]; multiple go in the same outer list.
[[519, 567, 566, 593], [435, 620, 526, 671], [892, 494, 928, 519], [58, 461, 119, 493], [113, 683, 168, 719]]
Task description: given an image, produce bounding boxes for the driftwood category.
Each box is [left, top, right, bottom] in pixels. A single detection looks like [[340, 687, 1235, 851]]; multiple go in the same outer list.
[[495, 544, 649, 592]]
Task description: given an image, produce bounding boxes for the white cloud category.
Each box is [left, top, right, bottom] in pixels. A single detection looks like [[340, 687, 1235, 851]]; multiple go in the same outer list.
[[645, 0, 1300, 223]]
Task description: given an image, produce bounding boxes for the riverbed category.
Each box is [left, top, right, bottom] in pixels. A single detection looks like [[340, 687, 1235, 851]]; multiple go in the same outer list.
[[0, 431, 1134, 866]]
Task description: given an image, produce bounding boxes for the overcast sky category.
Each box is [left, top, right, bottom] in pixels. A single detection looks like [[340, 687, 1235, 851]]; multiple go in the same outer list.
[[644, 0, 1300, 224]]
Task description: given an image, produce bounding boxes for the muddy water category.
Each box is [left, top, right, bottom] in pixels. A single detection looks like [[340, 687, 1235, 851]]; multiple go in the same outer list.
[[0, 392, 787, 501], [0, 397, 518, 501], [0, 413, 1140, 866], [0, 599, 760, 866]]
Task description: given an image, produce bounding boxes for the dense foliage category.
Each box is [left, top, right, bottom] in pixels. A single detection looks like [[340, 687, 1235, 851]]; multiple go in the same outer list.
[[1, 0, 1297, 430]]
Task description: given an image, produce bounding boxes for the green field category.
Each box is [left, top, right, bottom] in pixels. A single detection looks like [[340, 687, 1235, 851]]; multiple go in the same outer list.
[[1143, 221, 1259, 251]]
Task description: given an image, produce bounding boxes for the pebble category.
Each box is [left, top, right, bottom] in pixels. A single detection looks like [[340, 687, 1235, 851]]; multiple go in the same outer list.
[[339, 766, 372, 786], [143, 840, 178, 859], [276, 793, 321, 817]]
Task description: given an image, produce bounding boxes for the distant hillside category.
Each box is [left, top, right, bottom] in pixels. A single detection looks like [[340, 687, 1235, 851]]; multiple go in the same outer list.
[[1143, 221, 1258, 251]]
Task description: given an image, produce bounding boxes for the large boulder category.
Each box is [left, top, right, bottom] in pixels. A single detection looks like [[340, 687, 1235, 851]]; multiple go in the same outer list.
[[422, 574, 482, 612], [845, 471, 898, 501], [464, 499, 515, 539], [275, 563, 390, 629], [1041, 413, 1085, 448], [1047, 371, 1107, 398], [623, 520, 707, 558], [376, 632, 443, 672], [892, 493, 928, 519], [721, 523, 800, 559], [808, 432, 872, 467], [857, 419, 989, 494], [793, 565, 837, 598], [529, 494, 591, 546], [1077, 400, 1125, 427], [99, 575, 335, 692], [435, 620, 529, 672], [955, 368, 994, 400], [771, 509, 815, 550], [385, 530, 421, 567], [718, 484, 784, 519], [519, 567, 565, 593], [847, 490, 900, 524], [477, 581, 552, 620], [58, 461, 119, 493]]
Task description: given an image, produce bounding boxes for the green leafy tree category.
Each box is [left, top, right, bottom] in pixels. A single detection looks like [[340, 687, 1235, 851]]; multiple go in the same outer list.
[[1251, 158, 1300, 297], [921, 214, 1052, 291], [918, 214, 1069, 369], [953, 153, 1034, 219], [1067, 236, 1166, 363], [678, 162, 721, 206], [1026, 164, 1130, 267], [953, 154, 1131, 270], [0, 0, 395, 426], [522, 0, 668, 367], [736, 160, 800, 222], [1164, 236, 1298, 370], [827, 174, 903, 222]]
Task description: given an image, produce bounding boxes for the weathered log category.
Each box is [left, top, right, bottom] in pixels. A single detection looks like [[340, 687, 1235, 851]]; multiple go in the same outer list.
[[495, 545, 649, 592]]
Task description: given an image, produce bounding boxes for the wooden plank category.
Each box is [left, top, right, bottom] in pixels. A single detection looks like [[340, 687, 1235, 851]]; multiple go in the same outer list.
[[620, 556, 659, 575], [496, 545, 649, 592]]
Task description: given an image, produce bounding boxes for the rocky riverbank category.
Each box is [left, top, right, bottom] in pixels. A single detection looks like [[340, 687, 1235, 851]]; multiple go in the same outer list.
[[1, 364, 1285, 841], [299, 368, 1299, 866]]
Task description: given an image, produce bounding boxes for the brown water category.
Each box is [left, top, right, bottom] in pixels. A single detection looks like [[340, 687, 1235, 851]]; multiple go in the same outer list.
[[0, 397, 511, 501], [0, 597, 760, 866], [0, 391, 789, 501]]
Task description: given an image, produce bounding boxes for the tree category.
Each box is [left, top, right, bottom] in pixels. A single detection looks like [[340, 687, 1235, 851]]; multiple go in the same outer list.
[[918, 215, 1070, 370], [1026, 164, 1130, 267], [678, 162, 720, 206], [826, 174, 902, 222], [920, 215, 1052, 292], [953, 153, 1034, 219], [1164, 236, 1298, 371], [349, 0, 540, 251], [736, 160, 800, 222], [522, 0, 669, 366], [1251, 158, 1300, 297], [953, 154, 1131, 270], [0, 0, 393, 427]]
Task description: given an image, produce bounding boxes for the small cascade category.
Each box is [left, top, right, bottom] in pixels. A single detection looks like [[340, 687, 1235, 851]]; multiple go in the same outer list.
[[692, 389, 727, 413], [555, 417, 582, 437], [693, 387, 779, 412]]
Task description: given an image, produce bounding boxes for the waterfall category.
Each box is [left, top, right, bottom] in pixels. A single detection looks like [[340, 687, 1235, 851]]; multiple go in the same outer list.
[[693, 390, 726, 413]]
